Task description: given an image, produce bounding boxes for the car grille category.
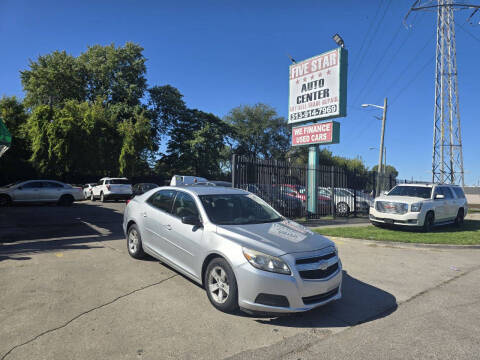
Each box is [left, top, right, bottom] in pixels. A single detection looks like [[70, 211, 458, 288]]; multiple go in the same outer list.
[[375, 201, 408, 214], [299, 263, 339, 280], [296, 251, 336, 265], [302, 287, 339, 305]]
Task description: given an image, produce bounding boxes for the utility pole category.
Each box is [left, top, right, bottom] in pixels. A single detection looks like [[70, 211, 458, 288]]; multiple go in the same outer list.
[[362, 98, 387, 196], [405, 1, 480, 186], [378, 97, 387, 195]]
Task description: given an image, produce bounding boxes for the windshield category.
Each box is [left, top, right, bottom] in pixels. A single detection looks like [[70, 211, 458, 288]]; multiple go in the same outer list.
[[109, 179, 130, 185], [199, 194, 282, 225], [388, 186, 432, 199], [3, 181, 22, 188]]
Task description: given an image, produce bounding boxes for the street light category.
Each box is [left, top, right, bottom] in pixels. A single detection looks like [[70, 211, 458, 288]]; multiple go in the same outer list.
[[332, 33, 345, 48], [361, 103, 384, 110], [362, 98, 388, 196]]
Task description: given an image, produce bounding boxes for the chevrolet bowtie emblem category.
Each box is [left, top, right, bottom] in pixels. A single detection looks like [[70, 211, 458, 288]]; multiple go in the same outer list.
[[318, 262, 329, 271]]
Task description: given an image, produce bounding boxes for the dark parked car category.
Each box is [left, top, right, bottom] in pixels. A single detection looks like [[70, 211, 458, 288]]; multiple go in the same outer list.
[[240, 184, 303, 218], [132, 183, 159, 197]]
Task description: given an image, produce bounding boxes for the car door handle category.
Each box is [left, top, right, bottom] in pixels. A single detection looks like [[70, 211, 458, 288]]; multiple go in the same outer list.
[[164, 224, 172, 231]]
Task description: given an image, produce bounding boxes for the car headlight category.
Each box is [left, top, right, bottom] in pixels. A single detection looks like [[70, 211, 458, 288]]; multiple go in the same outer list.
[[411, 202, 422, 212], [242, 248, 291, 275]]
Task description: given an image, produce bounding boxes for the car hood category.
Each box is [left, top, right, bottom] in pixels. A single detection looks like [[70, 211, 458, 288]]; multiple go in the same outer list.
[[375, 195, 429, 204], [215, 219, 334, 257]]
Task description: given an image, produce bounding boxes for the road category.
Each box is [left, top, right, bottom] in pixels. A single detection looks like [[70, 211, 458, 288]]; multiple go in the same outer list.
[[1, 201, 479, 359]]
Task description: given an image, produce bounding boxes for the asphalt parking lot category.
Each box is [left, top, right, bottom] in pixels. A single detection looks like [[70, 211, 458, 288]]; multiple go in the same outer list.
[[1, 201, 479, 359]]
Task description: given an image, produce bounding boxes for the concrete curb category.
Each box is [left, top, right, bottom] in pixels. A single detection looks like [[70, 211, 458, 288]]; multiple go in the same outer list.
[[325, 236, 480, 250]]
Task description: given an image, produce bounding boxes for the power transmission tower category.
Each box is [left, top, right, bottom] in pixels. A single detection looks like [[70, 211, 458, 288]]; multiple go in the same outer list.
[[405, 1, 480, 186]]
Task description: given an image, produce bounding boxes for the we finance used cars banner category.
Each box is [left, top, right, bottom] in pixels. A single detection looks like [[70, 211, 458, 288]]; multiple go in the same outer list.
[[288, 48, 347, 124], [291, 121, 340, 146]]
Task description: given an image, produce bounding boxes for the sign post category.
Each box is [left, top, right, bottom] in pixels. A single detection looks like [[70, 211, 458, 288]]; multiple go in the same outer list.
[[288, 47, 347, 216]]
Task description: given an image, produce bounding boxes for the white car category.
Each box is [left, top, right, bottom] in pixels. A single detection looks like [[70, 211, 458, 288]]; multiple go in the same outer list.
[[82, 183, 96, 199], [318, 187, 371, 216], [369, 183, 468, 231], [0, 180, 83, 206], [90, 177, 132, 202]]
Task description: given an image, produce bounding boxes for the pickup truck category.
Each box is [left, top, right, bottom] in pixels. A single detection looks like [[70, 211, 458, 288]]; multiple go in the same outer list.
[[90, 177, 132, 202]]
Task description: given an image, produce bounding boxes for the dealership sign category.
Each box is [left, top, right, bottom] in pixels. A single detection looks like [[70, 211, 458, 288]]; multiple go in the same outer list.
[[291, 121, 340, 147], [288, 48, 347, 124]]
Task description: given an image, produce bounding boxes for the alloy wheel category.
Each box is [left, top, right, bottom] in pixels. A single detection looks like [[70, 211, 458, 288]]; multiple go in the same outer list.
[[128, 228, 139, 254], [208, 266, 230, 304]]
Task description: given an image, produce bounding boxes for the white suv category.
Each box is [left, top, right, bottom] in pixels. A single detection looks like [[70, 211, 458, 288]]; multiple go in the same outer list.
[[90, 177, 132, 202], [369, 183, 468, 231]]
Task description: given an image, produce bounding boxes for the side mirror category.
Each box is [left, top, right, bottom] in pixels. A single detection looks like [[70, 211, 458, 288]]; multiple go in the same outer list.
[[182, 215, 201, 226], [435, 194, 445, 200]]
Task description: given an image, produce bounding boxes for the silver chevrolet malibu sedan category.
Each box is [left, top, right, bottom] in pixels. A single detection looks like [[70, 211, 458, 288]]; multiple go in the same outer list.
[[123, 186, 342, 314]]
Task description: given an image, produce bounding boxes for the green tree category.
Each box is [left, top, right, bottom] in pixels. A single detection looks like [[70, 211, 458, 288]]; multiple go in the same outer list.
[[371, 164, 398, 178], [0, 97, 35, 183], [159, 109, 232, 179], [148, 85, 187, 136], [25, 99, 125, 179], [20, 51, 87, 109], [79, 42, 147, 106], [118, 108, 155, 177], [224, 104, 290, 159]]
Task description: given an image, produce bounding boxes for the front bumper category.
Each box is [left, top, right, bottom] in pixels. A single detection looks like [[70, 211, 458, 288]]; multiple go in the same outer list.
[[369, 208, 424, 226], [235, 259, 342, 314]]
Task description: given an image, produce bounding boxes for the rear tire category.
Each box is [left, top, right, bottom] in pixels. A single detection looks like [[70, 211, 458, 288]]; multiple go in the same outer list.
[[127, 224, 145, 259], [58, 194, 74, 206], [336, 202, 350, 217], [90, 192, 95, 201], [0, 194, 12, 206], [204, 258, 239, 313], [454, 209, 464, 227], [423, 212, 434, 232]]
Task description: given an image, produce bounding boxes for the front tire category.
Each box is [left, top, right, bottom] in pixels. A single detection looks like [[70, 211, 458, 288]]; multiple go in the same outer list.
[[0, 194, 12, 206], [127, 224, 145, 259], [454, 209, 464, 227], [423, 212, 435, 232], [100, 192, 105, 203], [90, 192, 95, 201], [204, 258, 239, 313]]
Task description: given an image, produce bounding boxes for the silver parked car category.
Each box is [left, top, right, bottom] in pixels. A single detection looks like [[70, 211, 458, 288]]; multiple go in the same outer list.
[[123, 186, 342, 314], [0, 180, 84, 206]]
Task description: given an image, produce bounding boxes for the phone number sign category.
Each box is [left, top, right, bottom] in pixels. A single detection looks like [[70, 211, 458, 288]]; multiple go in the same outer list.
[[291, 121, 340, 146], [288, 47, 348, 124]]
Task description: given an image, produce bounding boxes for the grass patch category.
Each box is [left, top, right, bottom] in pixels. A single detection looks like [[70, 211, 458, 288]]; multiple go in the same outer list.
[[469, 208, 480, 213], [314, 220, 480, 245]]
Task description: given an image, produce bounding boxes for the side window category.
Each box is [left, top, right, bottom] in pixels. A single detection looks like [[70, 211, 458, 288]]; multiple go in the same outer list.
[[43, 181, 63, 188], [440, 187, 453, 199], [147, 190, 177, 213], [452, 187, 465, 199], [172, 192, 199, 218], [22, 181, 43, 189]]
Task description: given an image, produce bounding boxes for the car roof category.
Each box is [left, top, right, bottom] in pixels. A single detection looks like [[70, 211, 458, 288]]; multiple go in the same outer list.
[[163, 185, 248, 196], [99, 177, 129, 181], [395, 183, 460, 188]]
